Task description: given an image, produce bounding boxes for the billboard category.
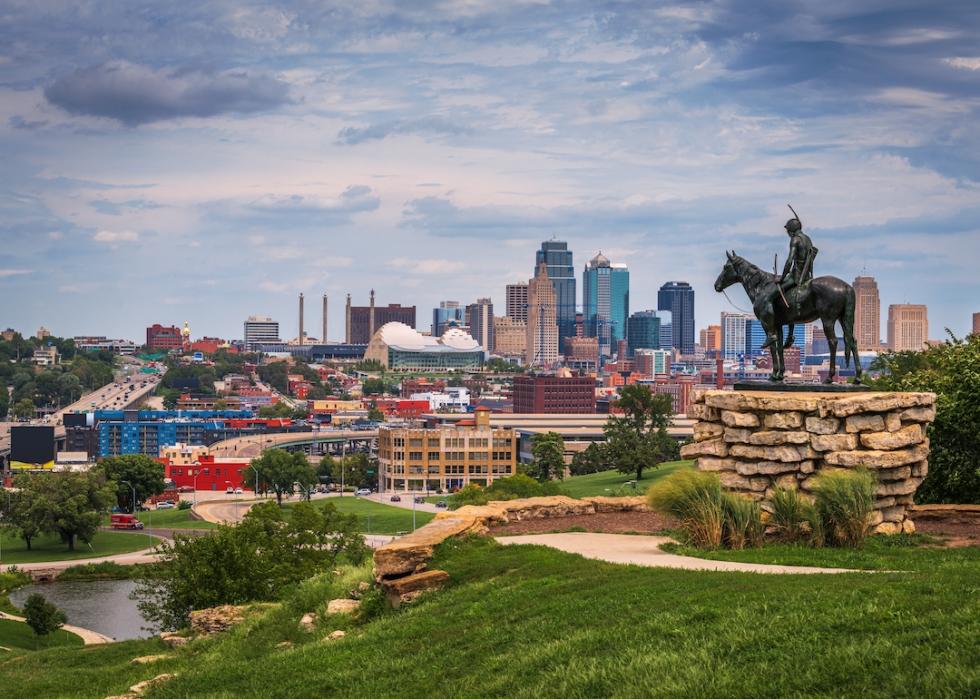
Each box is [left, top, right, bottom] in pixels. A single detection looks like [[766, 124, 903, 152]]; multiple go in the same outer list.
[[10, 425, 56, 470]]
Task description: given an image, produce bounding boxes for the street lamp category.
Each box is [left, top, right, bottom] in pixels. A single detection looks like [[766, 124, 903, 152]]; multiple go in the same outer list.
[[192, 462, 201, 506]]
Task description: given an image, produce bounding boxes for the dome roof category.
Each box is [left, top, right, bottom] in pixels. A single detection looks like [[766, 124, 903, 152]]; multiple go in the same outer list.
[[590, 251, 610, 268], [374, 322, 480, 352]]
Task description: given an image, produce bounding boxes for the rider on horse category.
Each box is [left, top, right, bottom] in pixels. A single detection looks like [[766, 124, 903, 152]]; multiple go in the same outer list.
[[760, 216, 818, 349]]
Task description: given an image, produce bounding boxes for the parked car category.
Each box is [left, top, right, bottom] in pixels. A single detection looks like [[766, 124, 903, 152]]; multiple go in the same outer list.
[[390, 494, 402, 502], [156, 501, 175, 509], [225, 486, 234, 494], [436, 500, 448, 509], [355, 488, 371, 496], [177, 485, 194, 493], [414, 496, 424, 504], [234, 487, 243, 494]]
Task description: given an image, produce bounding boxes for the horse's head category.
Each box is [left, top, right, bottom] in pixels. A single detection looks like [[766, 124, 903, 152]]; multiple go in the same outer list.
[[714, 251, 740, 292]]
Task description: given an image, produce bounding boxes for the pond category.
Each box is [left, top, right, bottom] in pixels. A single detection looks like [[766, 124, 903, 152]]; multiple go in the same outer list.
[[9, 579, 158, 641]]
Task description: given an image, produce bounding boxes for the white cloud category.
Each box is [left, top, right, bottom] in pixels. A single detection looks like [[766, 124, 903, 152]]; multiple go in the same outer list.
[[0, 268, 32, 278], [259, 280, 289, 293], [93, 230, 138, 243], [944, 57, 980, 71], [387, 257, 465, 275]]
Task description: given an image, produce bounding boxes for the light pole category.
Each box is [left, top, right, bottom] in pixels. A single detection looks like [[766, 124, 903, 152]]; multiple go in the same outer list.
[[192, 462, 201, 507], [341, 435, 346, 497]]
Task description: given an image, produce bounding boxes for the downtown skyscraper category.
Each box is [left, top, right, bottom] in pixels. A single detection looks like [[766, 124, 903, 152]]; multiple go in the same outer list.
[[853, 276, 881, 351], [535, 240, 576, 345], [658, 281, 695, 354], [582, 252, 629, 356]]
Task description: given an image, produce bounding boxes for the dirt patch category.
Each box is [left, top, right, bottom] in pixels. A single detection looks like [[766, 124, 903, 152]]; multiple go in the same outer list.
[[912, 516, 980, 548], [491, 511, 676, 536]]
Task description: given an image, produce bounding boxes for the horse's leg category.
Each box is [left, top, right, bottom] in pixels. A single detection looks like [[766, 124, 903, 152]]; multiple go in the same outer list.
[[775, 325, 785, 381], [822, 319, 838, 384], [783, 323, 795, 349]]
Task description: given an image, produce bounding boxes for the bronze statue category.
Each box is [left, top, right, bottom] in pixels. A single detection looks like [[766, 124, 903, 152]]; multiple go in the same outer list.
[[713, 207, 861, 384]]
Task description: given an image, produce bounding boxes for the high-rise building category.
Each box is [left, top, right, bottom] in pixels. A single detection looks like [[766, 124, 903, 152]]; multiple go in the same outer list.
[[512, 374, 596, 414], [853, 276, 881, 351], [972, 312, 979, 335], [535, 240, 576, 343], [582, 252, 629, 356], [493, 316, 526, 359], [721, 312, 750, 362], [627, 311, 661, 357], [657, 281, 695, 354], [432, 301, 464, 337], [887, 304, 928, 351], [505, 283, 528, 323], [563, 336, 599, 371], [634, 348, 671, 376], [526, 261, 559, 366], [699, 325, 722, 356], [467, 298, 494, 352], [345, 290, 416, 344], [146, 324, 182, 352], [243, 316, 280, 351], [746, 319, 808, 361]]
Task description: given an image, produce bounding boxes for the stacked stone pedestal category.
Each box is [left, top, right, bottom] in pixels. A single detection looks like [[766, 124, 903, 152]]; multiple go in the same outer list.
[[681, 390, 936, 535]]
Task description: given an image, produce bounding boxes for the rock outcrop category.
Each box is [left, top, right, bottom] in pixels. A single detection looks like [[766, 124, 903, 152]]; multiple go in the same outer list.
[[189, 605, 248, 635]]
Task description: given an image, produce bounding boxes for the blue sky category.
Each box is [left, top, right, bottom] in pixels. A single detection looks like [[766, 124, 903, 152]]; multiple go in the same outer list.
[[1, 0, 978, 343]]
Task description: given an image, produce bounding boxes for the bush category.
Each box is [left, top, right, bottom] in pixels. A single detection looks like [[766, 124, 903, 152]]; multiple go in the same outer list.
[[648, 471, 725, 548], [177, 500, 192, 510], [769, 487, 808, 542], [447, 475, 562, 510], [810, 469, 876, 548], [722, 493, 763, 550]]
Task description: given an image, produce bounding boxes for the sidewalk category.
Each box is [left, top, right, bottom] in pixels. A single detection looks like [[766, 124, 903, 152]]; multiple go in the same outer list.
[[0, 610, 114, 645]]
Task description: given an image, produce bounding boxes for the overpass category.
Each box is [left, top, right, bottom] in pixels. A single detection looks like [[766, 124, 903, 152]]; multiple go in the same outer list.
[[208, 429, 379, 459]]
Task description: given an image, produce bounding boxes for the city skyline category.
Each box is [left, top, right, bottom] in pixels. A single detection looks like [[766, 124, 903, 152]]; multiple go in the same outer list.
[[2, 2, 978, 340]]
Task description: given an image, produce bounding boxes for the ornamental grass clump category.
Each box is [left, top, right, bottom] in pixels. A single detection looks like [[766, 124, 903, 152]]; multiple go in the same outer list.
[[722, 492, 764, 550], [810, 468, 876, 548], [647, 470, 726, 549], [769, 486, 808, 543]]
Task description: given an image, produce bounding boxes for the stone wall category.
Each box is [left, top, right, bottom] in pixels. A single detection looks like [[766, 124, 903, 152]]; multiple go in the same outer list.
[[680, 390, 936, 534]]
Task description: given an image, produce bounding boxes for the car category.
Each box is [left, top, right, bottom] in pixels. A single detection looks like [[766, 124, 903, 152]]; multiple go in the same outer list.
[[390, 494, 402, 502], [156, 501, 175, 509], [436, 500, 448, 509], [355, 488, 371, 496], [177, 485, 194, 493], [225, 486, 234, 494], [234, 487, 243, 494], [414, 496, 424, 504]]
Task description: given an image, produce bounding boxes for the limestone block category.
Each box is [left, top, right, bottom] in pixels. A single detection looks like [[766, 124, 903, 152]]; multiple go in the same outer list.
[[874, 521, 902, 535], [189, 605, 248, 635], [720, 472, 768, 492], [805, 416, 840, 435], [823, 392, 936, 418], [735, 460, 798, 476], [799, 477, 817, 491], [902, 519, 916, 534], [877, 466, 912, 482], [893, 494, 915, 505], [911, 460, 929, 478], [885, 412, 902, 432], [381, 569, 450, 607], [875, 496, 897, 509], [877, 478, 922, 497], [860, 424, 923, 450], [729, 444, 804, 462], [810, 433, 859, 452], [299, 613, 317, 632], [900, 405, 936, 423], [693, 422, 724, 441], [763, 412, 803, 429], [823, 443, 929, 468], [328, 630, 346, 640], [582, 496, 649, 512], [723, 427, 753, 443], [844, 414, 885, 433], [773, 474, 798, 489], [688, 403, 720, 421], [696, 457, 737, 472], [374, 516, 487, 580], [720, 410, 760, 427], [680, 439, 728, 459], [799, 460, 815, 474], [880, 505, 907, 523], [703, 390, 820, 413], [327, 599, 361, 615], [500, 496, 598, 522], [748, 430, 809, 446]]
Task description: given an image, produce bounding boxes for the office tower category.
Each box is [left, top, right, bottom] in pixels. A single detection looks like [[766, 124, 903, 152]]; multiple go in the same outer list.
[[699, 325, 721, 355], [466, 298, 494, 352], [853, 276, 881, 351], [505, 283, 528, 323], [345, 292, 416, 343], [582, 252, 629, 356], [634, 348, 672, 376], [811, 323, 829, 354], [493, 316, 526, 358], [146, 324, 182, 352], [746, 319, 808, 361], [243, 316, 280, 351], [322, 295, 328, 343], [526, 261, 559, 366], [627, 310, 661, 357], [658, 310, 673, 351], [432, 301, 464, 337], [973, 312, 979, 335], [535, 240, 576, 343], [298, 293, 305, 345], [721, 312, 750, 362], [887, 304, 928, 351], [657, 281, 695, 354]]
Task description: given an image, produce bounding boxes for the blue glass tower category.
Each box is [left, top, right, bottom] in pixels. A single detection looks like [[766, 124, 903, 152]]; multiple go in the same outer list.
[[582, 252, 629, 355], [657, 281, 695, 354], [535, 240, 576, 345], [746, 319, 808, 360], [627, 310, 660, 357]]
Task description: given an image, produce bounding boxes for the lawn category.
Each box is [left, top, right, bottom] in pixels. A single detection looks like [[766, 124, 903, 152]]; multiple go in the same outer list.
[[129, 508, 217, 530], [0, 530, 159, 565], [0, 619, 83, 652], [282, 496, 434, 535], [560, 460, 693, 498]]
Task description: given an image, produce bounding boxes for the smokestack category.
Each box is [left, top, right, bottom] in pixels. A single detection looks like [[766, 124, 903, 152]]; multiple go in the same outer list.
[[298, 293, 305, 346], [345, 294, 351, 343], [369, 288, 376, 338], [322, 294, 328, 344]]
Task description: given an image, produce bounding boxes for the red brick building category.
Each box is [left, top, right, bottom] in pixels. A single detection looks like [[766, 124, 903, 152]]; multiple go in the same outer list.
[[146, 324, 182, 352], [512, 375, 596, 414]]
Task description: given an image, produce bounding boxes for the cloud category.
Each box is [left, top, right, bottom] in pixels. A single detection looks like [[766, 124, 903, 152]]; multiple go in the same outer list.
[[45, 61, 290, 126], [0, 268, 31, 278], [944, 57, 980, 71], [387, 257, 466, 274], [337, 118, 473, 145], [93, 230, 139, 243], [259, 281, 289, 293]]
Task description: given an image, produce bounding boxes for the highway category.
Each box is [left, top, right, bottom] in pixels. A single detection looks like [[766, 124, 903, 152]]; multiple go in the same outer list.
[[209, 428, 378, 458]]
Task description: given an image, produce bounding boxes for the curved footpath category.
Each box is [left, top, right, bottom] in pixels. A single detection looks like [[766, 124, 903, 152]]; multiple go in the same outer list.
[[0, 610, 113, 645], [496, 532, 865, 574], [12, 545, 164, 573]]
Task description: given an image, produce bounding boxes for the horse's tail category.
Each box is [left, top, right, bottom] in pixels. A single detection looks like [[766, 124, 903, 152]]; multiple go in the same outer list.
[[842, 285, 857, 370]]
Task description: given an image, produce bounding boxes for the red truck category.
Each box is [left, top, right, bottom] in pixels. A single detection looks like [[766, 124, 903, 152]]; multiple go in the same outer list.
[[110, 513, 144, 530]]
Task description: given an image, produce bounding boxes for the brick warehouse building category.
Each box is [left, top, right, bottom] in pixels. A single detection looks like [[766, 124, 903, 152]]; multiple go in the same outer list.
[[512, 374, 596, 414]]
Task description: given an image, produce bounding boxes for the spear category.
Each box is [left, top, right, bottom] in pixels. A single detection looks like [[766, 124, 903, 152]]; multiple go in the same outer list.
[[774, 253, 789, 308]]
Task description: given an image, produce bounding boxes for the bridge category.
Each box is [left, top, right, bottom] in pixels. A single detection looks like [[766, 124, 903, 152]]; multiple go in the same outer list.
[[208, 429, 379, 459]]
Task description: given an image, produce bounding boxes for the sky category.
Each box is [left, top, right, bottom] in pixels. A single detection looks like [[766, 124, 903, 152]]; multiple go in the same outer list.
[[1, 0, 978, 344]]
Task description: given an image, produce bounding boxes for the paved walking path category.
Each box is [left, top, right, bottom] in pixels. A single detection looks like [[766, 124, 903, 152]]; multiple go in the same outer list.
[[11, 544, 164, 573], [0, 611, 114, 645], [496, 532, 866, 574]]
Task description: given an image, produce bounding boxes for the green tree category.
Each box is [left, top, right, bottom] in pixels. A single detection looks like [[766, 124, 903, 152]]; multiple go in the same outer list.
[[1, 487, 44, 550], [870, 333, 980, 503], [12, 397, 35, 420], [246, 449, 316, 505], [97, 454, 167, 512], [361, 378, 387, 396], [367, 401, 385, 423], [13, 471, 115, 551], [23, 593, 67, 643], [528, 432, 566, 481], [257, 402, 294, 419], [318, 453, 374, 489], [0, 383, 8, 419], [604, 385, 679, 482], [570, 442, 607, 476]]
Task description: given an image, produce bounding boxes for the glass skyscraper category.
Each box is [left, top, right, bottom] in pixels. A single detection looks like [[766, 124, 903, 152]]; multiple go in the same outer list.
[[535, 240, 576, 345], [746, 319, 808, 360], [657, 281, 695, 354], [626, 310, 660, 357], [582, 252, 629, 356]]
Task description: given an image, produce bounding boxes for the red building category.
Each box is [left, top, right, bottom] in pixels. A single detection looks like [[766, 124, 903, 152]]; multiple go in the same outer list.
[[146, 324, 182, 352], [190, 337, 235, 354], [512, 375, 596, 414], [400, 378, 446, 398], [369, 399, 430, 418], [158, 452, 252, 491]]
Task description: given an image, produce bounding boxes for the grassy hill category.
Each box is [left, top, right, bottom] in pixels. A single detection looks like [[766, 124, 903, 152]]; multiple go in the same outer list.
[[560, 460, 693, 498], [0, 530, 159, 565], [282, 497, 434, 535]]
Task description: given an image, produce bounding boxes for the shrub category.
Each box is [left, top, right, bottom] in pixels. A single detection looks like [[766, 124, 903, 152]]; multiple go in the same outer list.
[[447, 475, 561, 510], [178, 500, 192, 510], [722, 493, 763, 550], [647, 471, 726, 549], [769, 487, 808, 542], [810, 468, 876, 548]]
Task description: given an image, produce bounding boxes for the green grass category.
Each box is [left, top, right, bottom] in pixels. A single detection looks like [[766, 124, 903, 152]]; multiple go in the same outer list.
[[134, 508, 217, 530], [281, 497, 434, 535], [0, 530, 159, 565], [559, 460, 693, 498], [0, 619, 84, 652]]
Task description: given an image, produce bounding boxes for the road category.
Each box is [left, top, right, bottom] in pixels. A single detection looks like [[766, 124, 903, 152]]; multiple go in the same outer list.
[[208, 427, 378, 458]]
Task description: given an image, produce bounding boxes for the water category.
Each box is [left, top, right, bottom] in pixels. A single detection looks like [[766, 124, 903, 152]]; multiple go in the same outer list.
[[9, 579, 158, 641]]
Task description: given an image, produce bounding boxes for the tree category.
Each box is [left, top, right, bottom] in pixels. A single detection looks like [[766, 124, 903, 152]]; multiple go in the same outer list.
[[570, 442, 607, 476], [12, 397, 35, 420], [97, 455, 167, 512], [528, 432, 565, 481], [246, 449, 316, 505], [0, 383, 8, 419], [361, 378, 387, 396], [603, 385, 679, 482], [318, 453, 375, 490], [367, 401, 385, 423], [258, 402, 293, 419], [1, 487, 44, 550], [870, 333, 980, 503], [23, 593, 66, 643], [13, 471, 116, 551]]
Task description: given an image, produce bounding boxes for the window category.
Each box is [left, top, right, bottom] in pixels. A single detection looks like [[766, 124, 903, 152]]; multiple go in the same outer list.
[[428, 452, 440, 461], [408, 452, 423, 461]]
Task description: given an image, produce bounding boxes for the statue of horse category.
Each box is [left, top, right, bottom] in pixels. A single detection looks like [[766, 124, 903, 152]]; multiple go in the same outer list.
[[714, 251, 862, 383]]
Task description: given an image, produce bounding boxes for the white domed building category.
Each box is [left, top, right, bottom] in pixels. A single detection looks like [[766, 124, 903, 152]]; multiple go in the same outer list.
[[363, 322, 485, 371]]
